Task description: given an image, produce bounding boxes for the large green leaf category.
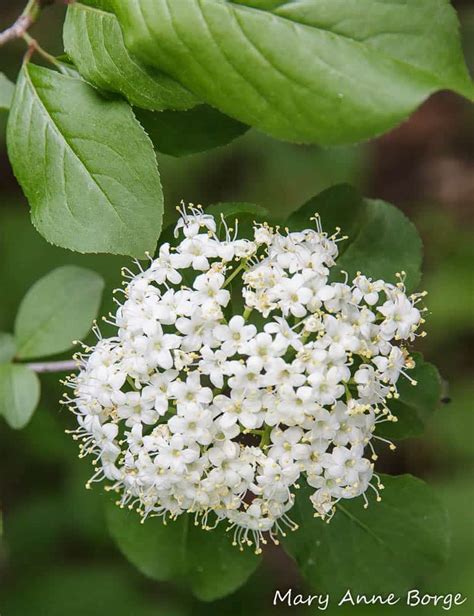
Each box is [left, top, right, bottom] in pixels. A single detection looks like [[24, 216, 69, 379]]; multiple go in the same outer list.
[[379, 353, 442, 440], [288, 185, 423, 291], [7, 64, 163, 257], [64, 3, 198, 111], [0, 333, 16, 364], [0, 364, 41, 429], [0, 73, 15, 111], [112, 0, 473, 145], [281, 474, 449, 596], [106, 503, 261, 601], [14, 266, 104, 360], [135, 105, 248, 156]]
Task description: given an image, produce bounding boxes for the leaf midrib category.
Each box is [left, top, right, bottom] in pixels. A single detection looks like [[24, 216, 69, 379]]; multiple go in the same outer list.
[[337, 503, 396, 555]]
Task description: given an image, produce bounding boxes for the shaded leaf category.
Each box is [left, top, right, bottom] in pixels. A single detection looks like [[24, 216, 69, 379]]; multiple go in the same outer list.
[[7, 64, 163, 257], [135, 105, 248, 156], [112, 0, 473, 145], [288, 185, 423, 291], [206, 201, 270, 237], [0, 364, 40, 429], [106, 503, 261, 601], [287, 183, 363, 234], [281, 474, 449, 595], [14, 266, 104, 360], [379, 353, 442, 440], [64, 3, 198, 111]]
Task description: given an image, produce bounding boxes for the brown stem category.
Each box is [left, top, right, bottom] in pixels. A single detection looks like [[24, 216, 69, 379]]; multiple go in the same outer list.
[[0, 0, 62, 48]]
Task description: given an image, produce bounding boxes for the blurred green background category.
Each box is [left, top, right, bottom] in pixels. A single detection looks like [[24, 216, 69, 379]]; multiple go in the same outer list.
[[0, 2, 473, 615]]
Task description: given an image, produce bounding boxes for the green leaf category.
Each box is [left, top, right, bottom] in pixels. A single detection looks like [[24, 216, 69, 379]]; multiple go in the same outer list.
[[64, 3, 198, 112], [135, 105, 248, 156], [0, 364, 40, 429], [0, 73, 15, 111], [112, 0, 473, 145], [288, 185, 423, 291], [0, 333, 16, 363], [206, 201, 270, 236], [281, 474, 449, 596], [14, 266, 104, 360], [287, 183, 362, 234], [380, 353, 442, 440], [7, 63, 163, 257], [106, 503, 261, 601]]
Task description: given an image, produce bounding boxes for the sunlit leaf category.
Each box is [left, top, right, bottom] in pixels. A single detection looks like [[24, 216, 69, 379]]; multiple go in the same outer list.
[[14, 266, 104, 360], [0, 364, 40, 429], [7, 64, 163, 257], [0, 332, 16, 363], [64, 3, 198, 111], [112, 0, 473, 145]]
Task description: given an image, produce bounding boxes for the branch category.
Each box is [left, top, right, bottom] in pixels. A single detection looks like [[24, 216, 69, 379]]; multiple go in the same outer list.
[[0, 0, 56, 48], [26, 359, 79, 373]]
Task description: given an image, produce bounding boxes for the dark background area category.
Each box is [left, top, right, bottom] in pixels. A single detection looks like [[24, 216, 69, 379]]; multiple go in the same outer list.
[[0, 2, 473, 615]]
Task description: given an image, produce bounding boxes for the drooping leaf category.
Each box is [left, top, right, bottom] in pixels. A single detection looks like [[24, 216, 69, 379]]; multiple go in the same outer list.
[[0, 364, 41, 429], [7, 63, 163, 257], [135, 105, 248, 156], [287, 185, 423, 291], [0, 73, 15, 111], [112, 0, 473, 145], [64, 3, 198, 111], [281, 474, 449, 596], [379, 353, 442, 440], [14, 266, 104, 360], [0, 333, 16, 363], [106, 503, 261, 601]]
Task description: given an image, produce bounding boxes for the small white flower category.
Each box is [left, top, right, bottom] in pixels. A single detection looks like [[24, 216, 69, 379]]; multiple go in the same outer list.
[[373, 346, 406, 384], [378, 290, 421, 340], [213, 315, 256, 355]]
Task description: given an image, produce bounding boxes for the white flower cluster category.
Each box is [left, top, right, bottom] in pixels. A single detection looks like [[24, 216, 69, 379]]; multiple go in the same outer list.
[[64, 205, 426, 552]]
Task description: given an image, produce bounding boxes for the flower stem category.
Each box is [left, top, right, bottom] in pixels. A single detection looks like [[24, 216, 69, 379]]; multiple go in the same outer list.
[[223, 259, 247, 289], [243, 307, 253, 320], [259, 425, 271, 449]]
